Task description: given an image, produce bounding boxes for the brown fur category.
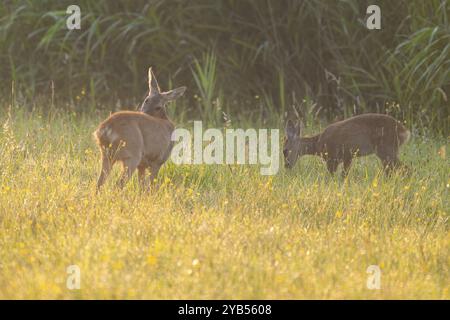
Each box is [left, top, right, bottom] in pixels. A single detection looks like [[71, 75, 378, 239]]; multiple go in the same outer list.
[[284, 113, 410, 176], [94, 68, 186, 190]]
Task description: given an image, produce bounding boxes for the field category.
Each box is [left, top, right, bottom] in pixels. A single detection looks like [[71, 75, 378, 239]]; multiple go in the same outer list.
[[0, 106, 448, 299]]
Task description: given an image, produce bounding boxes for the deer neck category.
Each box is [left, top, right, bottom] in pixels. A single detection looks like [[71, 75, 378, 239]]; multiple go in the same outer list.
[[162, 117, 175, 132], [156, 109, 170, 120], [300, 135, 319, 155]]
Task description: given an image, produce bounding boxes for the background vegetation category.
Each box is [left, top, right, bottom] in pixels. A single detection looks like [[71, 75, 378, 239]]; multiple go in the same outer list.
[[1, 0, 449, 131]]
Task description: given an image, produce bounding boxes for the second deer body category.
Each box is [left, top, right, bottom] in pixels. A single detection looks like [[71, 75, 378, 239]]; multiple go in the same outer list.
[[283, 113, 410, 176]]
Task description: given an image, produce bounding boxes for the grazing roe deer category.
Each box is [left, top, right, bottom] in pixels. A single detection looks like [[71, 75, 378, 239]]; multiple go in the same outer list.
[[94, 67, 186, 190], [283, 113, 410, 176]]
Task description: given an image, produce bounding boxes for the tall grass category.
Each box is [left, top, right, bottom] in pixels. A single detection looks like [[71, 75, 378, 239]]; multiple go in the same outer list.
[[190, 51, 224, 125], [0, 0, 449, 131], [0, 104, 448, 299]]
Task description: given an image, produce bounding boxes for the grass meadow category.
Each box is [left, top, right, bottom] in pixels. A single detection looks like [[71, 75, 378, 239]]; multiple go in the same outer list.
[[0, 106, 448, 299]]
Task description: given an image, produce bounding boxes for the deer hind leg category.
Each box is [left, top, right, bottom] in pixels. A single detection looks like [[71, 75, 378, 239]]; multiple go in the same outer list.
[[96, 151, 113, 191], [138, 165, 147, 189], [117, 156, 141, 189], [148, 163, 162, 190]]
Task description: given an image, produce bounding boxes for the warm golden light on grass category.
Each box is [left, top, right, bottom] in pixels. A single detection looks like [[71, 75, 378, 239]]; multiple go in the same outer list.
[[0, 109, 448, 299]]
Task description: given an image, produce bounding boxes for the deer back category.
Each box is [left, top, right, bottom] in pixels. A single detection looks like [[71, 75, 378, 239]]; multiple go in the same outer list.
[[95, 111, 174, 163], [317, 113, 410, 157]]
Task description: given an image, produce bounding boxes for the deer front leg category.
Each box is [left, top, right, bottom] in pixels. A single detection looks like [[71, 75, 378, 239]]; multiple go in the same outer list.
[[376, 145, 403, 176], [381, 157, 401, 176], [326, 158, 339, 175]]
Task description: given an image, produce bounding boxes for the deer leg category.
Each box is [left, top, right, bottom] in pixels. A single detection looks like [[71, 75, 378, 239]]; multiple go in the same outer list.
[[377, 154, 401, 176], [326, 159, 339, 175], [96, 152, 112, 191], [376, 147, 401, 176], [148, 163, 161, 190], [382, 159, 396, 175], [117, 157, 141, 189], [342, 155, 353, 178], [138, 165, 147, 189]]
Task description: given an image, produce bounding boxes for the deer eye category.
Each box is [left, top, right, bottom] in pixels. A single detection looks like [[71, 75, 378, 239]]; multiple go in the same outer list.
[[283, 149, 289, 157]]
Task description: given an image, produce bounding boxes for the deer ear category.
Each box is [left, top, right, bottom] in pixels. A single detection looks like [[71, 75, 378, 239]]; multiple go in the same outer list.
[[285, 119, 298, 139], [162, 86, 186, 101], [148, 67, 160, 94]]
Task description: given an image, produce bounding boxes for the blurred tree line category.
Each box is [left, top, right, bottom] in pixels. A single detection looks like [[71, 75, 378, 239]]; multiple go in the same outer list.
[[0, 0, 448, 130]]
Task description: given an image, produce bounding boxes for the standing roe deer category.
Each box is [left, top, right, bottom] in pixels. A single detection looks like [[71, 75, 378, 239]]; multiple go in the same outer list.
[[94, 67, 186, 190], [283, 113, 410, 176]]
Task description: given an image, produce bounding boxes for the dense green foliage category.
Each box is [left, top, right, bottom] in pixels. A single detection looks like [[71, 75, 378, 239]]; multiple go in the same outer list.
[[0, 0, 449, 130]]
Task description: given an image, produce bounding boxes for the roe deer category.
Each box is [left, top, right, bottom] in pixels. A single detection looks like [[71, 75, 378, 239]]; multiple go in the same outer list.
[[283, 113, 410, 176], [94, 67, 186, 190]]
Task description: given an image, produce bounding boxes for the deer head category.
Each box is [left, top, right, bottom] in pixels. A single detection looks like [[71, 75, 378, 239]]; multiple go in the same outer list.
[[140, 67, 186, 119]]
